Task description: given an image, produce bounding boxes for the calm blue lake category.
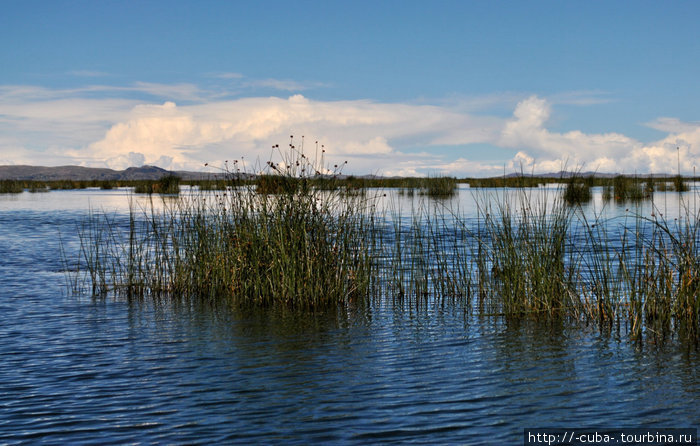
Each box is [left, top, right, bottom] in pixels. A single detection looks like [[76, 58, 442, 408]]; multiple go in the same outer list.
[[0, 187, 698, 444]]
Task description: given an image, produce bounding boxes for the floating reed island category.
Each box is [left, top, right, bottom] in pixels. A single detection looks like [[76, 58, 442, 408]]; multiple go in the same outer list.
[[68, 141, 699, 344]]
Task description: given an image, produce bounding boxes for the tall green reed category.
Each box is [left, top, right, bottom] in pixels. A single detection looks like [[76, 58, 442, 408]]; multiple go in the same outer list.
[[75, 139, 376, 309], [473, 188, 579, 317]]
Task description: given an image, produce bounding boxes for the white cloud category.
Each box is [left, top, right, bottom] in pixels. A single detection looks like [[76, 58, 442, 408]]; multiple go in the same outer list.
[[105, 152, 146, 170], [340, 137, 393, 155], [84, 94, 505, 172], [494, 96, 700, 174], [498, 96, 641, 172], [2, 83, 700, 176], [645, 117, 700, 134]]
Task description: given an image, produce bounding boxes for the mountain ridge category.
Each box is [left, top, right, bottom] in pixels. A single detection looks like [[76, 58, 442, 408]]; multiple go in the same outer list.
[[0, 165, 677, 181], [0, 165, 223, 181]]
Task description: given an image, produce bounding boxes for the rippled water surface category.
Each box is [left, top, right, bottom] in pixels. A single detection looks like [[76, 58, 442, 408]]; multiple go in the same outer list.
[[1, 189, 698, 444]]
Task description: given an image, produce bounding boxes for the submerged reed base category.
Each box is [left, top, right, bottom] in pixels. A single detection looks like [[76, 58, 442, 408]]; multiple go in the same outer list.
[[69, 148, 700, 344]]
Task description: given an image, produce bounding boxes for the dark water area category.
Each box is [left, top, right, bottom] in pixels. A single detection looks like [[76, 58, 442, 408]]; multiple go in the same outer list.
[[1, 190, 699, 444]]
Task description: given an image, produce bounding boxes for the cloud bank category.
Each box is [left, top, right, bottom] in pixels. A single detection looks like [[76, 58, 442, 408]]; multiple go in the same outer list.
[[1, 83, 699, 176]]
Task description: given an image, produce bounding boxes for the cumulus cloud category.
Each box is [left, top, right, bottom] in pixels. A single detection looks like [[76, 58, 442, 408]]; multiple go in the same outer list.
[[2, 83, 700, 176], [84, 94, 504, 172], [500, 96, 639, 165], [105, 152, 146, 170], [497, 96, 700, 174]]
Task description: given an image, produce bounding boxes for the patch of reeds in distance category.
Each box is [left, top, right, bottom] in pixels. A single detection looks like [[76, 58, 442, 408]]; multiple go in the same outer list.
[[132, 175, 181, 195], [99, 180, 114, 190], [599, 174, 689, 201], [48, 180, 92, 190], [255, 173, 302, 195], [193, 179, 229, 191], [0, 180, 24, 194], [465, 175, 550, 188], [563, 176, 592, 206], [655, 181, 672, 192], [673, 174, 688, 192], [350, 176, 457, 198], [644, 176, 655, 195], [601, 175, 646, 202], [419, 176, 457, 198]]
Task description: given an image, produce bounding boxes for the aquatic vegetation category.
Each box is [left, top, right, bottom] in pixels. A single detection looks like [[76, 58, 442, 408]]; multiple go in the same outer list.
[[0, 180, 24, 194], [563, 178, 592, 205], [48, 180, 92, 190], [622, 210, 700, 340], [76, 140, 376, 309], [420, 176, 458, 198], [473, 189, 579, 317], [465, 175, 549, 188], [133, 175, 181, 194], [69, 146, 700, 343], [609, 175, 646, 201], [194, 179, 229, 191], [673, 174, 688, 192]]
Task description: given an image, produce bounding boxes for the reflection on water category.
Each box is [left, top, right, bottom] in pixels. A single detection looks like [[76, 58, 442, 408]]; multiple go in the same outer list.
[[0, 188, 698, 444]]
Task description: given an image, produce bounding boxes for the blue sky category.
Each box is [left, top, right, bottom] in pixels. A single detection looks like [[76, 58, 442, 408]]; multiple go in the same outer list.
[[1, 0, 699, 176]]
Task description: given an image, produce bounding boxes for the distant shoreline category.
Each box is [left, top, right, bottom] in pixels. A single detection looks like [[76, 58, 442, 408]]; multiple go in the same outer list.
[[0, 165, 222, 181], [0, 164, 686, 182]]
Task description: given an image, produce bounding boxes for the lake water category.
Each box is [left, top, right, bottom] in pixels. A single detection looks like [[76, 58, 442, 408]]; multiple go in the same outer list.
[[1, 188, 698, 444]]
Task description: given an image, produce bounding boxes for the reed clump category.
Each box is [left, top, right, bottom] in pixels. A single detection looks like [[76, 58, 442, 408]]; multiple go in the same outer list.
[[420, 176, 457, 198], [76, 139, 376, 309], [195, 179, 229, 191], [255, 173, 302, 195], [563, 178, 592, 205], [48, 180, 91, 190], [133, 175, 181, 194], [609, 175, 646, 201], [673, 174, 688, 192], [475, 189, 579, 317], [619, 211, 700, 340], [0, 180, 24, 194]]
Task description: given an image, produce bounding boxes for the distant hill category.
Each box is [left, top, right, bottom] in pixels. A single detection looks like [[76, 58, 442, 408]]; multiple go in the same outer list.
[[0, 165, 226, 181], [0, 165, 678, 181], [502, 171, 616, 179], [499, 171, 678, 179]]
